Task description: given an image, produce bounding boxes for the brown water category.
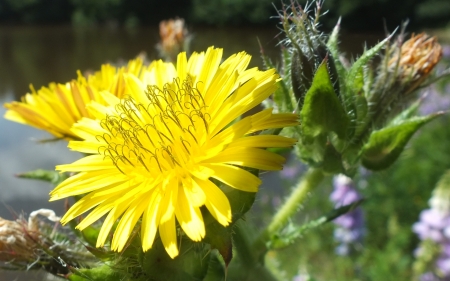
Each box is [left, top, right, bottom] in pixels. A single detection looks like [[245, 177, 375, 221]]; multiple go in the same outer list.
[[0, 25, 385, 280]]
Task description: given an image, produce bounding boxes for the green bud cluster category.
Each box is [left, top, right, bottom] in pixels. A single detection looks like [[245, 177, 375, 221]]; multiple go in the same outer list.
[[263, 1, 444, 176]]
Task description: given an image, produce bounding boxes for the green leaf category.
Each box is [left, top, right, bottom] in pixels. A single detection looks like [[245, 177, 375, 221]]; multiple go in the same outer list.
[[321, 142, 344, 174], [300, 59, 349, 139], [81, 226, 101, 247], [69, 265, 124, 281], [203, 251, 226, 281], [326, 17, 346, 93], [388, 98, 423, 126], [362, 113, 443, 170], [268, 199, 364, 249], [140, 237, 211, 281], [84, 246, 114, 261], [345, 35, 391, 98], [16, 169, 68, 185]]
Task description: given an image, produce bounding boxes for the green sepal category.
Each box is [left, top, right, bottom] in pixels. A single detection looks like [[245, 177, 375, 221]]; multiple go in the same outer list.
[[81, 226, 101, 247], [362, 113, 443, 170], [84, 245, 114, 261], [203, 251, 226, 281], [353, 95, 369, 138], [388, 98, 423, 126], [321, 142, 344, 174], [139, 237, 211, 281], [268, 199, 364, 249], [16, 169, 68, 185], [326, 18, 346, 92], [300, 59, 349, 139], [68, 264, 124, 281], [345, 35, 391, 98], [296, 134, 327, 166]]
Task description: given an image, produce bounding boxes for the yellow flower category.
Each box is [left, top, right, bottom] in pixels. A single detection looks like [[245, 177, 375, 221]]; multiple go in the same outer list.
[[4, 58, 147, 140], [50, 47, 298, 258]]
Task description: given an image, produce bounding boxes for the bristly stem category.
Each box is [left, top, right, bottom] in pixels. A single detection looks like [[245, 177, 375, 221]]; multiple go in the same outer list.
[[252, 168, 325, 256]]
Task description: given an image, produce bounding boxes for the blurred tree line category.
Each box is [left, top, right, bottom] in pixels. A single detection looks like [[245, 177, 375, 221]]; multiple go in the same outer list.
[[0, 0, 449, 31]]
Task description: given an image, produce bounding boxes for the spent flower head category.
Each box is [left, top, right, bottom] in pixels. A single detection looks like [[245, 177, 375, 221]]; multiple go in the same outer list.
[[50, 47, 298, 258], [0, 209, 96, 276]]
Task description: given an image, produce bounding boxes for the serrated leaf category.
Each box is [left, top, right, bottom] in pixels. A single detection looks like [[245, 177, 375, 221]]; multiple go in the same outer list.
[[16, 169, 68, 185], [300, 59, 349, 139], [362, 113, 442, 170]]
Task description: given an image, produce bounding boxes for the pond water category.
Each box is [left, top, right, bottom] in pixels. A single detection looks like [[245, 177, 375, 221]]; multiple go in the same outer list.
[[1, 24, 440, 280]]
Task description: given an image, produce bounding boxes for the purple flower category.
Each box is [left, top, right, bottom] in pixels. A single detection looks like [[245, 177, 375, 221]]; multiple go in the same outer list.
[[413, 193, 450, 279], [330, 175, 365, 255]]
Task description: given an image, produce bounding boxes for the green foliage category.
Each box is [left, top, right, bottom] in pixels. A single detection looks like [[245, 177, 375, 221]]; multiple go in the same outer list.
[[361, 113, 443, 170], [268, 199, 364, 250], [16, 169, 69, 185], [69, 265, 125, 281], [300, 60, 349, 140]]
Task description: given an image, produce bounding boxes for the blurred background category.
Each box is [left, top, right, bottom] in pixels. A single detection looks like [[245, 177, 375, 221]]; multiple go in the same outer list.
[[1, 0, 450, 280]]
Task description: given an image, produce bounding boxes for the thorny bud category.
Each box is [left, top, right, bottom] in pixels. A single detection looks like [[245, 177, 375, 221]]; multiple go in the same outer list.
[[279, 1, 339, 105]]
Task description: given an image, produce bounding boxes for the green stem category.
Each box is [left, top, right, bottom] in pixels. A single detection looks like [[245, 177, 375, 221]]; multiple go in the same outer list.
[[253, 168, 325, 255]]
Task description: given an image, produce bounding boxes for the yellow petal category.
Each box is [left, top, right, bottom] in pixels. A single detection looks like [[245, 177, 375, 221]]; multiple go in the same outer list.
[[203, 163, 261, 192], [159, 213, 178, 258], [193, 177, 231, 226], [175, 185, 205, 241]]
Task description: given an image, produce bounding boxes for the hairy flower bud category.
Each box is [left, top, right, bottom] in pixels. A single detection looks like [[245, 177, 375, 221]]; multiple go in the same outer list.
[[281, 2, 340, 104]]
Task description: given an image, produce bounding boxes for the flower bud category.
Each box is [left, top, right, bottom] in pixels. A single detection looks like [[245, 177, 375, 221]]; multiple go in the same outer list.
[[389, 33, 442, 95], [156, 18, 191, 62]]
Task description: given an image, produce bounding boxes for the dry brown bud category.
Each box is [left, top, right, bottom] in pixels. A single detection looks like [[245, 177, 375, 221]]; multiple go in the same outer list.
[[389, 33, 443, 94]]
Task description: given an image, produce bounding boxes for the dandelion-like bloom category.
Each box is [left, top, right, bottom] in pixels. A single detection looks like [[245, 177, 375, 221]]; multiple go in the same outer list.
[[4, 58, 147, 140], [50, 47, 298, 258]]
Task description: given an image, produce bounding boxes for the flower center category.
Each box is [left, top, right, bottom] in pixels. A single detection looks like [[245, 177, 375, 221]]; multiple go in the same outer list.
[[98, 78, 209, 176]]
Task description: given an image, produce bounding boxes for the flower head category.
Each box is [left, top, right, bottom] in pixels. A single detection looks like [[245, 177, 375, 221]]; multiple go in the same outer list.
[[50, 47, 298, 258], [4, 58, 147, 140], [389, 33, 442, 80]]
